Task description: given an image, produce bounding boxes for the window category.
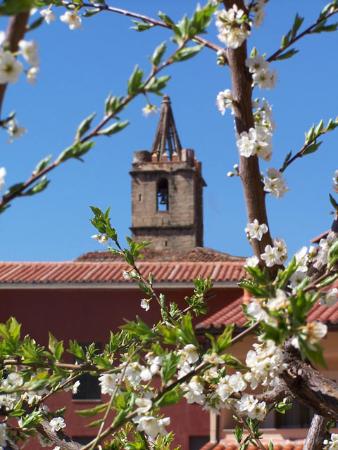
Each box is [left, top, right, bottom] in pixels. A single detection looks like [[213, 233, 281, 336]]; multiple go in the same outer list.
[[275, 400, 313, 428], [72, 343, 101, 401], [189, 436, 209, 450], [73, 437, 95, 444], [156, 178, 169, 212]]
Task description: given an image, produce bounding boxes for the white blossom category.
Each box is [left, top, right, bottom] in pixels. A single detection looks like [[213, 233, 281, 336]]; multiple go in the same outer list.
[[18, 40, 39, 67], [2, 372, 24, 389], [215, 5, 250, 49], [245, 219, 268, 241], [260, 245, 278, 267], [140, 298, 151, 311], [267, 289, 289, 311], [235, 393, 266, 420], [321, 288, 338, 306], [0, 31, 6, 47], [91, 233, 108, 244], [27, 66, 39, 84], [245, 255, 259, 268], [273, 238, 288, 264], [252, 1, 266, 27], [135, 397, 152, 414], [333, 169, 338, 193], [303, 321, 327, 344], [99, 373, 119, 395], [60, 11, 82, 30], [179, 344, 199, 365], [142, 104, 157, 116], [145, 353, 162, 375], [246, 55, 268, 74], [40, 8, 56, 24], [7, 119, 26, 141], [49, 417, 66, 432], [236, 126, 272, 160], [135, 416, 170, 440], [183, 376, 205, 405], [216, 89, 233, 115], [0, 51, 23, 84], [72, 380, 80, 394], [295, 246, 309, 272], [247, 300, 269, 322], [263, 168, 288, 198], [324, 433, 338, 449], [252, 68, 277, 89]]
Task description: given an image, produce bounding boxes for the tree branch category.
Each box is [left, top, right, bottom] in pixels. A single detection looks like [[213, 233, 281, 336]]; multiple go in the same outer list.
[[222, 0, 274, 261], [303, 415, 329, 450], [281, 342, 338, 420], [267, 7, 338, 63], [64, 1, 223, 56]]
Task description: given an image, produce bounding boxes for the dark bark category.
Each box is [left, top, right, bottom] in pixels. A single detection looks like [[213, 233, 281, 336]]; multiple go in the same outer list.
[[281, 343, 338, 420], [222, 0, 273, 259], [303, 415, 328, 450]]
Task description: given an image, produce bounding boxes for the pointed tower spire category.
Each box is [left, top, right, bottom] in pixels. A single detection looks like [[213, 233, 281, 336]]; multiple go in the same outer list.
[[151, 95, 182, 161]]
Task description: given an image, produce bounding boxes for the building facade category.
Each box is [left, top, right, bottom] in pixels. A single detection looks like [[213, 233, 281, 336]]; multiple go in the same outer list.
[[0, 96, 244, 450]]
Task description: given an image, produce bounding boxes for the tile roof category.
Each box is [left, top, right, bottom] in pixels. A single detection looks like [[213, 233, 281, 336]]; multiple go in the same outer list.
[[0, 261, 246, 286], [197, 295, 338, 329], [77, 247, 244, 263], [200, 442, 304, 450]]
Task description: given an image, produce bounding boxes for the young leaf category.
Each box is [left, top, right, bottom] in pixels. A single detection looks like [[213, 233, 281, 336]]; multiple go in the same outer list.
[[151, 42, 167, 66], [75, 113, 96, 141], [173, 45, 204, 62], [128, 66, 144, 96], [97, 120, 129, 136]]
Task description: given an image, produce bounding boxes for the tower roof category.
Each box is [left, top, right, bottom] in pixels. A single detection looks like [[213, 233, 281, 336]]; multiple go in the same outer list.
[[151, 95, 182, 161]]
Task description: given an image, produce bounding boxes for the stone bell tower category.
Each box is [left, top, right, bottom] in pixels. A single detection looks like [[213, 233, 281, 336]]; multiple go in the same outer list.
[[130, 96, 206, 251]]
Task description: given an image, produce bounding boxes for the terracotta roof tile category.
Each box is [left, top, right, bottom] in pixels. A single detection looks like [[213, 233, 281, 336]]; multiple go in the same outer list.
[[77, 247, 244, 263], [200, 443, 304, 450], [0, 261, 245, 285], [197, 295, 338, 329]]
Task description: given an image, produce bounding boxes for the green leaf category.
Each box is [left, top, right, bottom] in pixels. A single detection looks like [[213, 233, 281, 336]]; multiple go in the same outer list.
[[68, 340, 86, 360], [178, 314, 198, 346], [128, 66, 144, 96], [57, 141, 95, 163], [27, 16, 44, 32], [151, 42, 167, 66], [216, 325, 234, 353], [77, 402, 108, 417], [33, 155, 52, 175], [161, 353, 180, 384], [158, 11, 176, 28], [156, 385, 182, 407], [329, 194, 338, 211], [48, 333, 64, 361], [75, 113, 96, 141], [23, 176, 50, 196], [173, 45, 204, 62], [0, 0, 36, 15], [82, 7, 101, 17], [131, 20, 154, 32], [303, 141, 322, 155], [328, 239, 338, 268], [97, 120, 129, 136], [145, 75, 171, 95], [275, 48, 298, 61]]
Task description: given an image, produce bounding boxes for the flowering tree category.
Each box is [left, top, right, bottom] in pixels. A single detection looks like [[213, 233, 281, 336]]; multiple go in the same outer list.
[[0, 1, 337, 450]]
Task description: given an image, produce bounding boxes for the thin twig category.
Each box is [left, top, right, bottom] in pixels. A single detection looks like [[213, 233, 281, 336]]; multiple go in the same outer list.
[[63, 1, 223, 55], [267, 7, 338, 63]]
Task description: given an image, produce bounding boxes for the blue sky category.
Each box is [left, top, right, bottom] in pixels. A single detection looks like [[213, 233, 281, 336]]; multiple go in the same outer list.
[[0, 0, 337, 261]]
